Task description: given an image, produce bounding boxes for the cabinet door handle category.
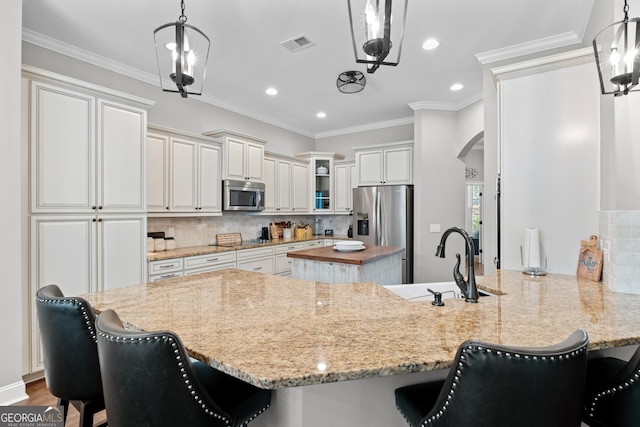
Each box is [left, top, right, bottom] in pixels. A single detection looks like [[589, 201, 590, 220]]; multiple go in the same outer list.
[[160, 273, 176, 279], [98, 218, 102, 222], [92, 218, 96, 222], [159, 264, 175, 269], [253, 266, 262, 271], [166, 206, 170, 210], [91, 206, 97, 210], [98, 206, 103, 209], [207, 258, 219, 262]]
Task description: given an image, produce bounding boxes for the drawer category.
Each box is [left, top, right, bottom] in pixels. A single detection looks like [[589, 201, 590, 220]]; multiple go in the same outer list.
[[184, 262, 236, 276], [237, 246, 275, 260], [305, 240, 323, 248], [275, 253, 293, 273], [237, 256, 274, 274], [323, 239, 334, 246], [148, 258, 183, 275], [275, 242, 305, 253], [184, 251, 236, 270], [149, 271, 184, 282]]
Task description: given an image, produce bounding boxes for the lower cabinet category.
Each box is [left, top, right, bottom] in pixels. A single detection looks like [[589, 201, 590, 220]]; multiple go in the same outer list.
[[275, 242, 306, 276], [29, 214, 146, 372], [236, 246, 275, 274], [148, 251, 237, 281]]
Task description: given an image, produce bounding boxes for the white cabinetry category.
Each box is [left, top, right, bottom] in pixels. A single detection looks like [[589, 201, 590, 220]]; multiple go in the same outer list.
[[275, 242, 306, 276], [295, 152, 345, 214], [30, 82, 147, 214], [263, 152, 309, 214], [334, 161, 357, 213], [23, 66, 153, 374], [204, 129, 266, 182], [355, 142, 413, 186], [236, 246, 275, 274], [147, 125, 222, 215]]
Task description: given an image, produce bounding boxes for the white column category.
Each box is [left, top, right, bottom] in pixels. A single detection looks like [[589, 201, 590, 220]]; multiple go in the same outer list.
[[0, 0, 28, 404]]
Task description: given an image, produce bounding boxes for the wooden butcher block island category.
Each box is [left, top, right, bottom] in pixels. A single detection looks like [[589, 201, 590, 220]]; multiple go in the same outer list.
[[287, 245, 404, 285]]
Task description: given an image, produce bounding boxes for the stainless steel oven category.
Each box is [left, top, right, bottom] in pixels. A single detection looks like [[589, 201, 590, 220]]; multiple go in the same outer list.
[[223, 180, 265, 211]]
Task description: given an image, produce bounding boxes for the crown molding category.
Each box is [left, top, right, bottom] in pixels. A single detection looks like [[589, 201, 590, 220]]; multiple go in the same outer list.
[[409, 93, 483, 112], [314, 117, 414, 139], [491, 47, 594, 83], [476, 31, 582, 65]]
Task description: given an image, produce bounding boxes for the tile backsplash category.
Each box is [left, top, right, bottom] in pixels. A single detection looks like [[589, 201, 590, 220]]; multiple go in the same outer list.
[[148, 213, 351, 247], [599, 210, 640, 295]]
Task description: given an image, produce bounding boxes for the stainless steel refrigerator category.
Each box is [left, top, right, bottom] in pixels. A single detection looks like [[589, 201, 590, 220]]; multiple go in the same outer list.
[[352, 185, 414, 284]]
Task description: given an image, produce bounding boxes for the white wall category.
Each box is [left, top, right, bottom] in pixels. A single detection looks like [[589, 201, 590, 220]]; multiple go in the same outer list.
[[499, 59, 600, 275], [456, 100, 484, 154], [0, 0, 28, 404], [315, 124, 414, 160], [413, 109, 466, 282], [21, 43, 315, 156]]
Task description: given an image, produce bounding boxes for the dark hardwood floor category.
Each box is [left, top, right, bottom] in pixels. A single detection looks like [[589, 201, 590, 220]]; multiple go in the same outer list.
[[12, 379, 107, 427]]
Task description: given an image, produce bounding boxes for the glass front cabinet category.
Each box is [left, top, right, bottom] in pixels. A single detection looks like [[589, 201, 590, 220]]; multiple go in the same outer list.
[[295, 152, 345, 213]]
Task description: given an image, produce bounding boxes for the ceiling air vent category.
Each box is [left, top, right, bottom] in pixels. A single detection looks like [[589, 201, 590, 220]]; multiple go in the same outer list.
[[280, 34, 316, 53]]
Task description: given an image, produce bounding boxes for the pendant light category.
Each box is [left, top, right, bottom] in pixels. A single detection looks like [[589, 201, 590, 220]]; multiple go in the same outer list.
[[346, 0, 408, 74], [593, 0, 640, 96], [337, 71, 366, 93], [154, 0, 210, 98]]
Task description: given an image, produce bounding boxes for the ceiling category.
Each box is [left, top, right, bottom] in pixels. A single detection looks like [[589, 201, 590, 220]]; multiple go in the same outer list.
[[22, 0, 595, 138]]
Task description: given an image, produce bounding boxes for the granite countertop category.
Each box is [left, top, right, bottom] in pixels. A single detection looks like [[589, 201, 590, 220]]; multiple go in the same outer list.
[[81, 269, 640, 390], [147, 235, 349, 261], [287, 245, 404, 265]]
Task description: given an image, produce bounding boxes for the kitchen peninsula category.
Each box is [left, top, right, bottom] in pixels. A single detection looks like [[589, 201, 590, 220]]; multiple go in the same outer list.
[[287, 244, 403, 285], [82, 269, 640, 427]]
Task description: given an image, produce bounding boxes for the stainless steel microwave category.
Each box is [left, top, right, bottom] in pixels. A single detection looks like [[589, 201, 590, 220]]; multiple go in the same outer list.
[[222, 179, 265, 211]]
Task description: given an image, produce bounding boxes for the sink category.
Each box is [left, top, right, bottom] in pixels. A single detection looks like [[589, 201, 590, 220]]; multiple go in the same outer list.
[[383, 282, 493, 302]]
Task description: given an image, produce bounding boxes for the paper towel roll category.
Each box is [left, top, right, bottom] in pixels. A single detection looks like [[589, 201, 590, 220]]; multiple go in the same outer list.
[[523, 228, 542, 268]]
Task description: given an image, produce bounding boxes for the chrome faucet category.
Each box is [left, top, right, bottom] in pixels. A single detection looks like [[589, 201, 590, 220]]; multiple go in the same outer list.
[[435, 227, 479, 303]]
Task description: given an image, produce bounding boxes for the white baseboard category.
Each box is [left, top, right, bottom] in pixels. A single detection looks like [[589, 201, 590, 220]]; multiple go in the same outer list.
[[0, 380, 28, 405]]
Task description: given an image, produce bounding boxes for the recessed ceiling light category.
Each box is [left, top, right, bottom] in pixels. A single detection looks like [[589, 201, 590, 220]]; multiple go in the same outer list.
[[422, 39, 440, 50], [317, 112, 327, 118], [450, 83, 464, 91], [266, 87, 278, 95]]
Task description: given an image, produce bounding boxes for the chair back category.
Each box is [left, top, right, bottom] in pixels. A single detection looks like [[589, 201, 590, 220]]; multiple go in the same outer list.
[[422, 330, 589, 427], [95, 309, 234, 427], [35, 284, 103, 401]]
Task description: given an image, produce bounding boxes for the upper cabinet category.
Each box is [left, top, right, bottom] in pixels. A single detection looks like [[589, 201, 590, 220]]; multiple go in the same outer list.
[[295, 152, 345, 214], [334, 161, 357, 213], [263, 152, 309, 214], [354, 141, 413, 186], [147, 125, 222, 216], [204, 129, 266, 182], [28, 77, 151, 214]]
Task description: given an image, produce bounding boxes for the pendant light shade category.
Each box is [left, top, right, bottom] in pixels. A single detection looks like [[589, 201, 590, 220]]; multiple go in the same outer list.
[[346, 0, 408, 74], [337, 71, 366, 93], [593, 0, 640, 96], [154, 0, 210, 98]]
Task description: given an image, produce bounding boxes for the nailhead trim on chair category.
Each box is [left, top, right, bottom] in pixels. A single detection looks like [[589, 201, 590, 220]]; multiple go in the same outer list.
[[37, 296, 97, 342], [584, 368, 640, 421], [97, 331, 271, 426], [395, 343, 588, 427]]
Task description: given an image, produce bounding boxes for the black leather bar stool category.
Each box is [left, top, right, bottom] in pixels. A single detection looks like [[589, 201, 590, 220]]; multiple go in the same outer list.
[[582, 345, 640, 426], [395, 330, 589, 427], [35, 284, 107, 427], [95, 309, 272, 427]]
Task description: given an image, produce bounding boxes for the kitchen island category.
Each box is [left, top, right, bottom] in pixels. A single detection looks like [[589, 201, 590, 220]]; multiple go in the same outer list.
[[82, 269, 640, 427], [287, 244, 403, 285]]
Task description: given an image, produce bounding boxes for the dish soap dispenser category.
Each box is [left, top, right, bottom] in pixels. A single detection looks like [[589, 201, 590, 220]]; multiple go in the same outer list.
[[347, 225, 353, 238]]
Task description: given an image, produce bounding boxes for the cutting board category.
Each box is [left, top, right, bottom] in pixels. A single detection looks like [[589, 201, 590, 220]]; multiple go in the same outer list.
[[216, 233, 242, 245], [577, 235, 603, 281]]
